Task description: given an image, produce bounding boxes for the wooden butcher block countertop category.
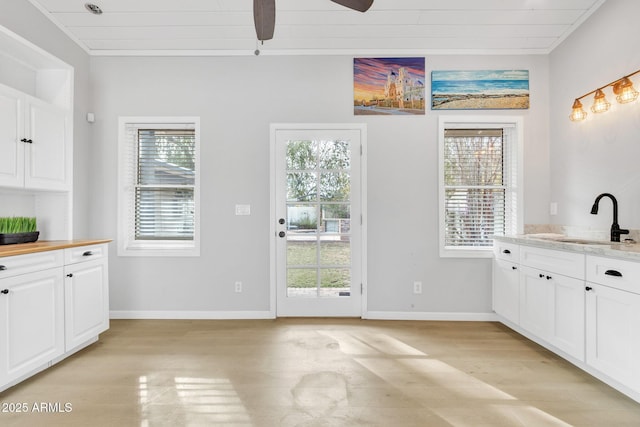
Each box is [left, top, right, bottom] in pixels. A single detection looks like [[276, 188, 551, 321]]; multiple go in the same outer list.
[[0, 239, 112, 257]]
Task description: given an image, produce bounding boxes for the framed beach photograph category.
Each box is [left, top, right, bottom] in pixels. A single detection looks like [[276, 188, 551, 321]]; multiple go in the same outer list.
[[354, 57, 425, 115], [431, 70, 529, 110]]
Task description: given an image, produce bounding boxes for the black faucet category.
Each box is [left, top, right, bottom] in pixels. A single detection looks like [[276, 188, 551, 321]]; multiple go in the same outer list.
[[590, 193, 629, 242]]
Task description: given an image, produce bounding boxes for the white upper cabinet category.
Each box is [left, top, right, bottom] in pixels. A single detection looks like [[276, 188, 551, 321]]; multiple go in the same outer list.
[[0, 86, 23, 187], [25, 96, 70, 190], [0, 26, 73, 192], [0, 85, 70, 191]]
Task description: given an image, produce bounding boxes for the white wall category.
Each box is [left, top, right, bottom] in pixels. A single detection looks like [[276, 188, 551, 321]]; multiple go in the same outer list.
[[550, 0, 640, 233], [0, 0, 92, 238], [91, 54, 550, 316]]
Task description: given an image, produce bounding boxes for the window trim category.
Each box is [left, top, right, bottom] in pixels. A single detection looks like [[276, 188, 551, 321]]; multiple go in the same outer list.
[[438, 115, 523, 258], [117, 116, 201, 257]]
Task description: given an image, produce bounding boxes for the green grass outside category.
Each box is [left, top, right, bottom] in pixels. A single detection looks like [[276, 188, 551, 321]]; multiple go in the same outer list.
[[287, 241, 350, 288]]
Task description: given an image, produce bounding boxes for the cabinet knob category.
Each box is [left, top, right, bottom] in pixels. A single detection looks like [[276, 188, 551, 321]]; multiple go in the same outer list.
[[21, 138, 33, 144], [585, 286, 593, 291], [511, 266, 517, 270], [0, 289, 8, 294], [539, 273, 544, 278], [278, 231, 286, 238], [66, 273, 73, 278], [546, 275, 552, 280]]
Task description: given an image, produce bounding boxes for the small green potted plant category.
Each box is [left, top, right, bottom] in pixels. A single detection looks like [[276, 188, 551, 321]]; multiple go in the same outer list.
[[0, 217, 39, 245]]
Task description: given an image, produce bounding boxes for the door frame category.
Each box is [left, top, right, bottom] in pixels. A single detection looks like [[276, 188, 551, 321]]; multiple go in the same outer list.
[[269, 123, 367, 317]]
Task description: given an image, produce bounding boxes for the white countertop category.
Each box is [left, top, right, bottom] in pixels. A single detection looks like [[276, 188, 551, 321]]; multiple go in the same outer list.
[[494, 233, 640, 261]]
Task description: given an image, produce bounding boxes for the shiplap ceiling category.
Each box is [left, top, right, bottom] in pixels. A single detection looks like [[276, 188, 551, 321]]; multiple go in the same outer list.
[[27, 0, 606, 55]]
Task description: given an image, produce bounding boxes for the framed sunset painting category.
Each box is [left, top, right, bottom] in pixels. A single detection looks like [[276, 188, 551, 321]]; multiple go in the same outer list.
[[431, 70, 530, 110], [354, 57, 425, 115]]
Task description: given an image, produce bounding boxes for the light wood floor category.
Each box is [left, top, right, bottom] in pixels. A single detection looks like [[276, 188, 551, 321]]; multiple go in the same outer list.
[[2, 319, 640, 426]]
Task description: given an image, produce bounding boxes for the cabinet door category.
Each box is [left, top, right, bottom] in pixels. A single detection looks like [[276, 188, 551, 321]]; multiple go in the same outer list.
[[519, 265, 551, 339], [492, 258, 519, 325], [24, 97, 70, 191], [64, 258, 109, 351], [0, 268, 64, 386], [549, 274, 585, 360], [586, 283, 640, 391], [0, 85, 24, 188]]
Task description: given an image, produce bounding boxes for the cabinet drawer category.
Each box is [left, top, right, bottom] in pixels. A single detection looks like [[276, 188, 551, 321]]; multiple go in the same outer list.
[[494, 241, 520, 262], [586, 255, 640, 294], [64, 244, 107, 265], [520, 245, 585, 279], [0, 250, 63, 279]]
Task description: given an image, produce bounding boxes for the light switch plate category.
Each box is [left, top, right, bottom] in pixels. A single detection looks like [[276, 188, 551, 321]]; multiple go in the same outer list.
[[235, 204, 251, 216]]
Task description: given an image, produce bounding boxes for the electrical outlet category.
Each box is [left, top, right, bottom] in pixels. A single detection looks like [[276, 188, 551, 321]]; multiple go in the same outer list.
[[413, 281, 422, 294], [235, 281, 242, 293]]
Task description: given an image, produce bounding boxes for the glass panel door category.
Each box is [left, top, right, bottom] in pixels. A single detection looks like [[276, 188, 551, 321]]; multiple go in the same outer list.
[[274, 127, 363, 317]]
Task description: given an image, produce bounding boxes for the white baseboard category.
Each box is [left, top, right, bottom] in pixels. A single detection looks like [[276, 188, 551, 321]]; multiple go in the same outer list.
[[363, 311, 499, 321], [110, 310, 275, 320], [110, 310, 497, 321]]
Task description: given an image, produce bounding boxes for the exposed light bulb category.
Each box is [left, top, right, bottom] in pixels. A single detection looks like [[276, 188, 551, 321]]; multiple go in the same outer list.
[[569, 99, 587, 121], [613, 77, 639, 104], [590, 89, 610, 114]]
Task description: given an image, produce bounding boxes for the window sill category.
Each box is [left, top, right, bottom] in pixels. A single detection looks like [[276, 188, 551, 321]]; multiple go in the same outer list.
[[440, 248, 493, 259], [118, 241, 200, 257]]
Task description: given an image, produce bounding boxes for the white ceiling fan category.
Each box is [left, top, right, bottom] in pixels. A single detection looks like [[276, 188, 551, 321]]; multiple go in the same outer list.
[[253, 0, 374, 41]]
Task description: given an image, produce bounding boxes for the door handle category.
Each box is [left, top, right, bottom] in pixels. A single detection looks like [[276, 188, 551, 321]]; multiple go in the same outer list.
[[278, 218, 285, 225], [278, 231, 286, 238]]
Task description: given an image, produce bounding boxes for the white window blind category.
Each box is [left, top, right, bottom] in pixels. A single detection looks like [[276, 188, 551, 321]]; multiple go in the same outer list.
[[439, 118, 521, 257], [135, 128, 196, 240], [118, 118, 200, 256]]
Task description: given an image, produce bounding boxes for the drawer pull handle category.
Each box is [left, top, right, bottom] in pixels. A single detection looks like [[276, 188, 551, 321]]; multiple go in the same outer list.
[[0, 265, 6, 271], [82, 251, 93, 257], [604, 269, 622, 278], [502, 249, 511, 254], [0, 289, 8, 294]]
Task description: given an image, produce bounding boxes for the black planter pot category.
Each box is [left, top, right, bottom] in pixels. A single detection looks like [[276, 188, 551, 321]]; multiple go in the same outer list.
[[0, 231, 39, 245]]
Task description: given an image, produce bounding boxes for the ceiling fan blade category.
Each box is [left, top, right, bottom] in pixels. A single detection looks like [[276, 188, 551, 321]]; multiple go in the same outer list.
[[330, 0, 374, 12], [254, 0, 275, 41]]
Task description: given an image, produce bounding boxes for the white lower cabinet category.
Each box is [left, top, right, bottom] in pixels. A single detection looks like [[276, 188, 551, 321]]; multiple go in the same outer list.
[[517, 246, 586, 361], [585, 283, 640, 392], [548, 273, 585, 359], [492, 258, 520, 325], [518, 265, 551, 339], [585, 254, 640, 394], [64, 246, 109, 351], [0, 243, 109, 391], [0, 267, 64, 386], [512, 250, 586, 361], [493, 240, 640, 402]]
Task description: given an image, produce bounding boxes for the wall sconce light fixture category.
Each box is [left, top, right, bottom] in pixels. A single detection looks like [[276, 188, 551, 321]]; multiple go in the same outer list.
[[569, 68, 640, 122]]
